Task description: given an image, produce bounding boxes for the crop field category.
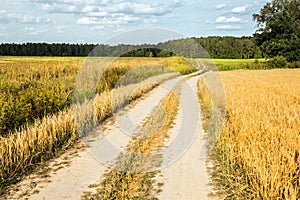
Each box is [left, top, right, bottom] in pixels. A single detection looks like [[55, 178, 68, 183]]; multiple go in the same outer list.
[[197, 58, 269, 71], [212, 58, 267, 71], [1, 55, 299, 199], [198, 69, 300, 199], [0, 56, 196, 192]]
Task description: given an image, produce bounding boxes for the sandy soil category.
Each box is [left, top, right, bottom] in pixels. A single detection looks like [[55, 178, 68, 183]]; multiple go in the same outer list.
[[157, 75, 217, 200], [6, 76, 184, 200]]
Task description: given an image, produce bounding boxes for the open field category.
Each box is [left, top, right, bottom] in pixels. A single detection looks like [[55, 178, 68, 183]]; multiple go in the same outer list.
[[0, 56, 196, 193], [195, 58, 272, 71], [198, 69, 300, 199], [1, 55, 299, 199], [0, 56, 85, 62], [0, 56, 195, 136], [212, 58, 266, 71]]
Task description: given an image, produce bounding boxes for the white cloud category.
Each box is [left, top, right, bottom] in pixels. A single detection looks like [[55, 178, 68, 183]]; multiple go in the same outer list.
[[40, 1, 179, 16], [216, 16, 247, 23], [41, 3, 78, 13], [21, 15, 53, 24], [207, 16, 247, 24], [230, 5, 250, 14], [56, 0, 108, 5], [56, 0, 97, 4], [81, 5, 99, 13], [34, 0, 182, 29], [0, 33, 8, 38], [57, 25, 65, 33], [86, 11, 109, 17], [76, 14, 156, 28], [25, 27, 47, 35], [28, 0, 106, 6], [216, 4, 226, 10], [216, 25, 241, 30], [108, 2, 175, 16], [0, 12, 53, 24]]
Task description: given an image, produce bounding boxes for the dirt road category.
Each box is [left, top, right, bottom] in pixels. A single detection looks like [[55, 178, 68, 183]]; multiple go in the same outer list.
[[157, 75, 215, 200], [6, 73, 215, 200]]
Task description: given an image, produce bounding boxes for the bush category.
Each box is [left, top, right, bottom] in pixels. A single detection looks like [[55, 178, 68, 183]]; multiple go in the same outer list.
[[287, 61, 300, 68], [267, 56, 288, 68]]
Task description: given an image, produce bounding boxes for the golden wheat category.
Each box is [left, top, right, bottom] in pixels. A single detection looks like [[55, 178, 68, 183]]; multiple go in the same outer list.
[[199, 69, 300, 199]]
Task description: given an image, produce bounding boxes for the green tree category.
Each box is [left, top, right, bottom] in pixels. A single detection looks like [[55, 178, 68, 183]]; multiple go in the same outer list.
[[253, 0, 300, 61]]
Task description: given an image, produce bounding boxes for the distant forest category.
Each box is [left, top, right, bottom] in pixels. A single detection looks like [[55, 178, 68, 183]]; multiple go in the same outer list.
[[0, 36, 263, 59]]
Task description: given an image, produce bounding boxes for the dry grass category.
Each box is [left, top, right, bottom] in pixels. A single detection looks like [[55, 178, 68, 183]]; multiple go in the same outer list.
[[84, 83, 181, 200], [75, 73, 178, 136], [198, 69, 300, 199], [0, 109, 77, 191], [197, 72, 226, 146], [197, 78, 212, 131]]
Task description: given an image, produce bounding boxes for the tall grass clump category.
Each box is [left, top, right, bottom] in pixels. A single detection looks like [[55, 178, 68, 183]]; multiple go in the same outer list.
[[0, 109, 76, 191]]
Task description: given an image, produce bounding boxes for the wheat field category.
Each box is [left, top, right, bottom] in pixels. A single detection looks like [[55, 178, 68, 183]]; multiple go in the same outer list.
[[199, 69, 300, 199]]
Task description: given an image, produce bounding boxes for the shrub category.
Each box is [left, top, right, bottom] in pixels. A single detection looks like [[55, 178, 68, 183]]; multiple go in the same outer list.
[[267, 56, 288, 68], [287, 61, 300, 68]]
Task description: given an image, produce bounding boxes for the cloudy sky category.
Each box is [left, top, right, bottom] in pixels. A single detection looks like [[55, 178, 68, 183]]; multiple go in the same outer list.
[[0, 0, 269, 44]]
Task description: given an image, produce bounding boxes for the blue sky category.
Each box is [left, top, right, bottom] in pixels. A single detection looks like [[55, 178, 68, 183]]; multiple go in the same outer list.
[[0, 0, 269, 44]]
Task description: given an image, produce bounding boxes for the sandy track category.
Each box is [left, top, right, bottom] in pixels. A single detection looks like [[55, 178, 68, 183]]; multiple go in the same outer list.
[[157, 75, 214, 200], [5, 73, 216, 200], [7, 76, 184, 200]]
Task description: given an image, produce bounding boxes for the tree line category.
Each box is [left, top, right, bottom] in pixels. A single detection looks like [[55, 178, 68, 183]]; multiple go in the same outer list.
[[0, 36, 262, 59]]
